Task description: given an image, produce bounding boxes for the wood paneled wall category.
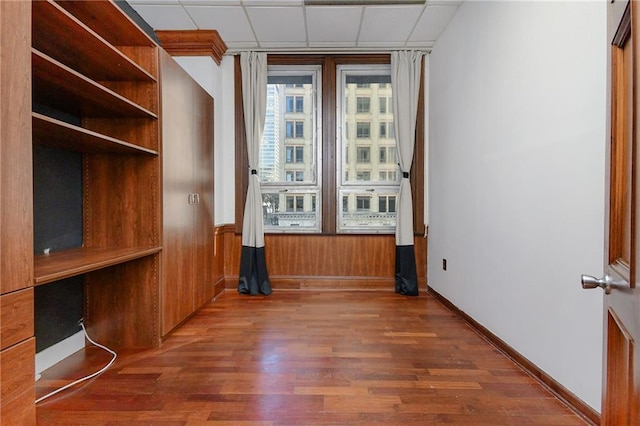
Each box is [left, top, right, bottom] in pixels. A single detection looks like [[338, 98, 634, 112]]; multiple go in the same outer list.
[[215, 225, 426, 291]]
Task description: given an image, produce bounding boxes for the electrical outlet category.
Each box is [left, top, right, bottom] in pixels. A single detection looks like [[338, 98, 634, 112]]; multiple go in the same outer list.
[[442, 258, 447, 271]]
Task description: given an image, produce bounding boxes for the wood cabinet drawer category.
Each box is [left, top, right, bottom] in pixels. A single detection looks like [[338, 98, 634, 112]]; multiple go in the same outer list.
[[1, 288, 34, 351], [1, 338, 35, 424]]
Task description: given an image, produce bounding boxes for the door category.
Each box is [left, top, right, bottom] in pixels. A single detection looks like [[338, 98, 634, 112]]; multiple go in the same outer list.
[[193, 88, 215, 309], [582, 0, 640, 423], [160, 50, 196, 335]]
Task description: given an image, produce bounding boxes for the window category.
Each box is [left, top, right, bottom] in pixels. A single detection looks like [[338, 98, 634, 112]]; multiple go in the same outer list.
[[286, 121, 304, 138], [379, 146, 396, 163], [258, 66, 321, 232], [356, 97, 370, 113], [286, 146, 304, 163], [378, 171, 397, 181], [286, 96, 304, 113], [356, 196, 370, 211], [356, 122, 370, 139], [356, 171, 371, 181], [356, 147, 370, 163], [379, 97, 390, 114], [338, 64, 399, 232], [285, 170, 304, 182], [286, 195, 305, 212], [379, 122, 395, 139], [237, 55, 425, 236], [379, 195, 396, 213]]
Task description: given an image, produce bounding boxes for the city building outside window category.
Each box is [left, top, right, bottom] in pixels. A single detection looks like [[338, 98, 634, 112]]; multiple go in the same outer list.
[[259, 66, 321, 232], [286, 146, 304, 163], [356, 122, 370, 139], [356, 171, 371, 181], [286, 120, 304, 138], [337, 64, 399, 233], [356, 196, 371, 211], [356, 97, 370, 113], [286, 96, 304, 113], [357, 146, 370, 163]]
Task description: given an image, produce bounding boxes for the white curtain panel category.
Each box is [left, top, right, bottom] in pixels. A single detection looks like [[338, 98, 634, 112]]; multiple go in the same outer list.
[[391, 50, 423, 246], [240, 51, 267, 248]]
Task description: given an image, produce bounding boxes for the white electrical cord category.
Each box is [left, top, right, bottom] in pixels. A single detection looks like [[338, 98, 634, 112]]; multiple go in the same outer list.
[[35, 321, 117, 404]]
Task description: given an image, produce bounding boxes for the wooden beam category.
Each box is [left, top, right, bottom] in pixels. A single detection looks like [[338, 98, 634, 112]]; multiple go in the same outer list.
[[155, 30, 227, 65]]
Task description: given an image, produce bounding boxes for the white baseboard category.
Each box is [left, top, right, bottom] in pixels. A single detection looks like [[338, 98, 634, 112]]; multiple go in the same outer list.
[[35, 331, 85, 379]]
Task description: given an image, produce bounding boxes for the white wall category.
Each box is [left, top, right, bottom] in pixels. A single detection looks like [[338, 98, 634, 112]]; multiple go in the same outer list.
[[428, 1, 606, 411], [174, 56, 236, 225]]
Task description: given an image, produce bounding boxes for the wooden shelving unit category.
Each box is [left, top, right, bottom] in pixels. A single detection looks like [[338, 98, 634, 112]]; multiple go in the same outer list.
[[32, 0, 155, 82], [32, 113, 158, 155], [34, 246, 162, 286], [31, 0, 161, 348], [32, 50, 157, 119]]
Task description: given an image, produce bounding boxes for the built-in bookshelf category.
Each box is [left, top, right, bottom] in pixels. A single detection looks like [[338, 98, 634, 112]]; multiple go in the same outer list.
[[31, 0, 161, 348]]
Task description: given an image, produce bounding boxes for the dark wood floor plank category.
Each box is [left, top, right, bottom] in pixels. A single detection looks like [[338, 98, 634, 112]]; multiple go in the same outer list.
[[36, 290, 590, 425]]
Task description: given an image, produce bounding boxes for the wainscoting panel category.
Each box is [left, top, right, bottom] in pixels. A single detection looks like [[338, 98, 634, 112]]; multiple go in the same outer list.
[[216, 225, 426, 291]]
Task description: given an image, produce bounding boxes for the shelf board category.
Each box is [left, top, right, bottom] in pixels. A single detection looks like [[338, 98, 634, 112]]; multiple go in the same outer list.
[[32, 49, 157, 119], [32, 0, 156, 82], [32, 113, 158, 155], [34, 246, 162, 286], [56, 0, 157, 48]]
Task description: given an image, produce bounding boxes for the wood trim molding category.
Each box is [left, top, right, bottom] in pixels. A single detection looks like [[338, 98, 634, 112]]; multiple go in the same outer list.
[[612, 2, 631, 48], [223, 276, 427, 292], [427, 287, 600, 426], [234, 55, 247, 233], [214, 223, 236, 236], [155, 30, 227, 65]]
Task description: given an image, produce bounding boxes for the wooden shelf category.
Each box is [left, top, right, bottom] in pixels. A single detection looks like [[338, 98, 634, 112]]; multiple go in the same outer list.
[[32, 113, 158, 155], [56, 0, 157, 48], [32, 49, 157, 119], [32, 0, 156, 82], [34, 246, 162, 286]]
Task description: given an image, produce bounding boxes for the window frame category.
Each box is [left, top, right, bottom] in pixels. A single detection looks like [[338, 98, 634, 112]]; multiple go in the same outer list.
[[259, 64, 322, 233], [337, 63, 400, 234], [235, 54, 425, 236]]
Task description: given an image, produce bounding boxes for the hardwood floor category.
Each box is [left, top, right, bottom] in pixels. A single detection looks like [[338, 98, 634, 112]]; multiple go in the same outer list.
[[36, 290, 590, 425]]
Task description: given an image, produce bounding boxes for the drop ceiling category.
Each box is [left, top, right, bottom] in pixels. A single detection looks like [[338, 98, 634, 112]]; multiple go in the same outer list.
[[126, 0, 462, 52]]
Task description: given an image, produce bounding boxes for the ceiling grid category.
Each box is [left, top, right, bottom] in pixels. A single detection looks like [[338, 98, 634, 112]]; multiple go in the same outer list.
[[127, 0, 462, 53]]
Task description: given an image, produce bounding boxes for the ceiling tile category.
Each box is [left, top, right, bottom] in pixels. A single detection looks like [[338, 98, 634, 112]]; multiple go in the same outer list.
[[358, 5, 424, 43], [357, 41, 410, 49], [184, 6, 256, 42], [429, 0, 462, 5], [181, 0, 241, 4], [307, 41, 360, 48], [306, 6, 362, 44], [405, 40, 435, 49], [243, 0, 303, 5], [246, 6, 306, 43], [408, 5, 458, 42], [127, 0, 180, 4], [259, 41, 308, 49], [127, 0, 461, 52], [129, 5, 196, 29], [226, 41, 261, 49]]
